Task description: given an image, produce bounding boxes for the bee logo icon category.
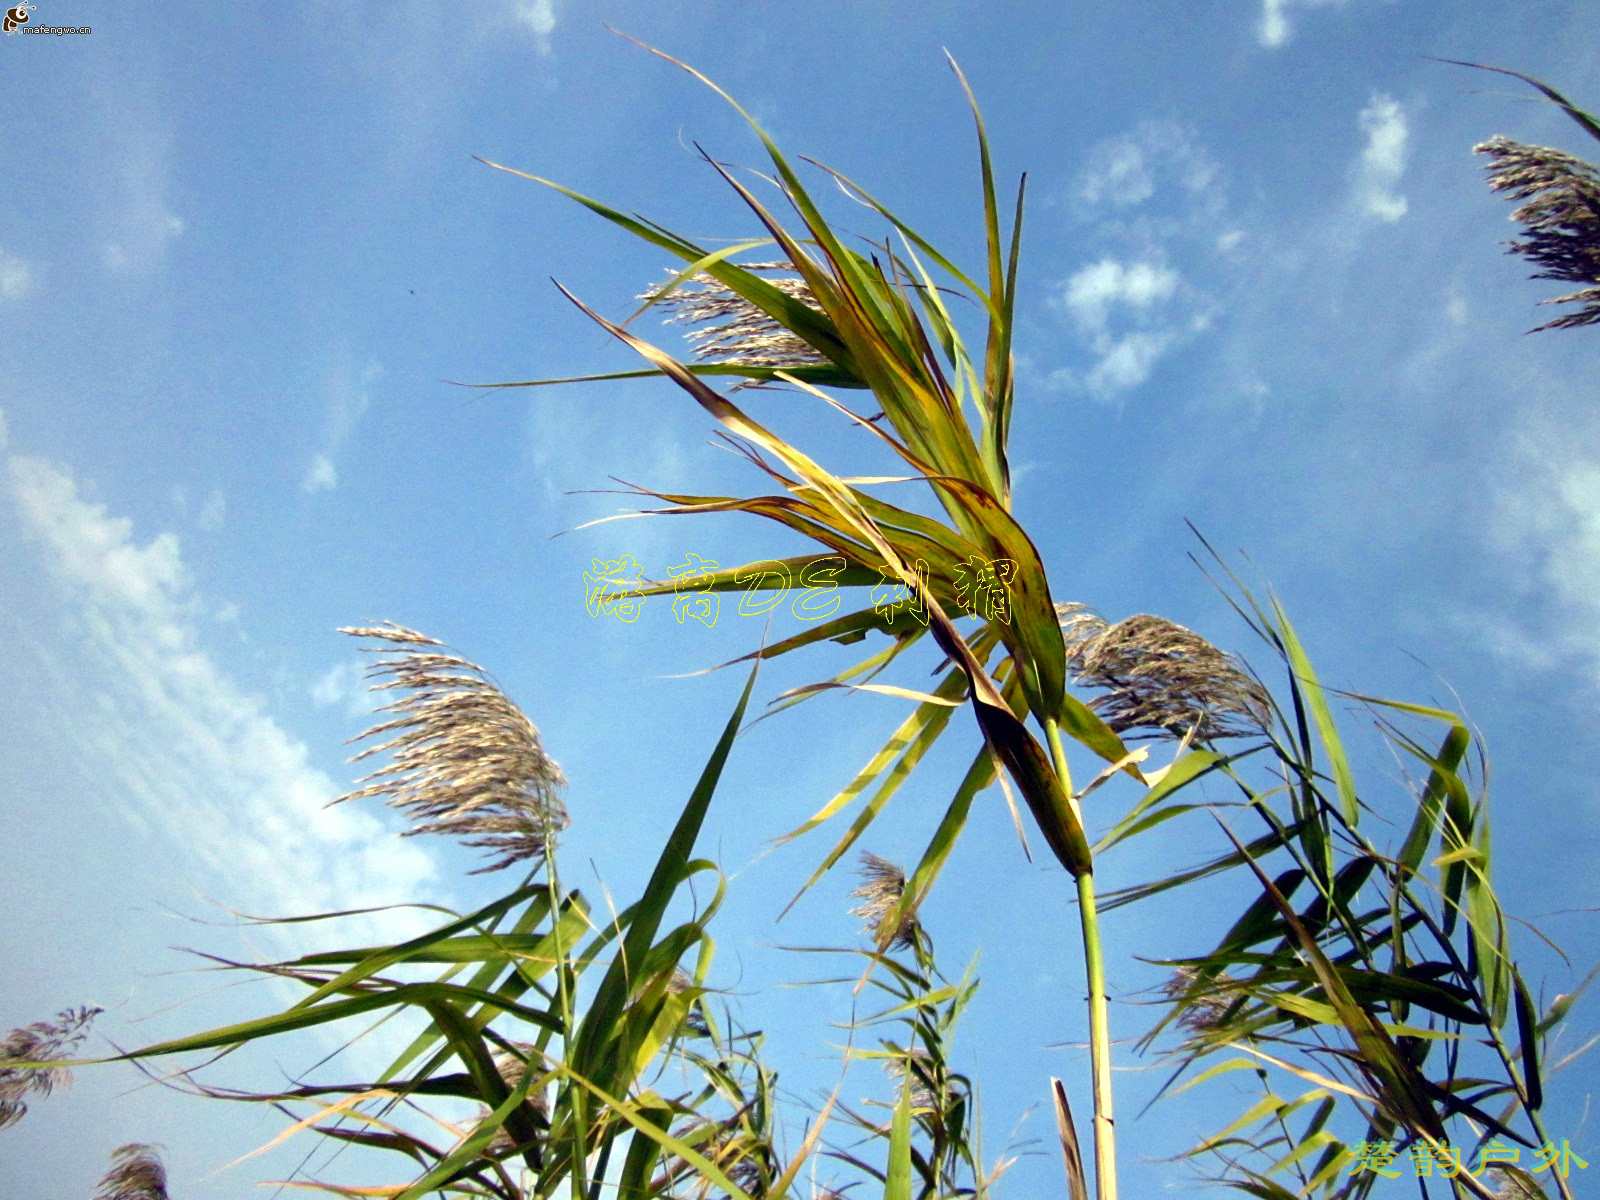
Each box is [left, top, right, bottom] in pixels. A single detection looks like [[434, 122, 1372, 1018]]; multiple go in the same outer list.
[[3, 3, 35, 33]]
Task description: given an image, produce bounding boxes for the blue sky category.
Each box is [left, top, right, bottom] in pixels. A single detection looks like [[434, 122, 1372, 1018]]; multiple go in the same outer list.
[[3, 2, 1600, 1197]]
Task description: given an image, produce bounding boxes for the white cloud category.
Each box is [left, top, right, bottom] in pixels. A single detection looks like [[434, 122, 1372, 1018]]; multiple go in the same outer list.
[[1059, 259, 1181, 333], [1079, 140, 1155, 208], [4, 453, 439, 945], [303, 453, 338, 494], [1076, 121, 1218, 211], [1350, 94, 1409, 223], [0, 406, 8, 452], [1052, 258, 1199, 399], [513, 0, 558, 54], [1084, 331, 1178, 397], [1499, 456, 1600, 620], [103, 208, 184, 274], [311, 659, 372, 718], [1257, 0, 1347, 48], [0, 248, 33, 301], [197, 488, 226, 532], [302, 358, 381, 497]]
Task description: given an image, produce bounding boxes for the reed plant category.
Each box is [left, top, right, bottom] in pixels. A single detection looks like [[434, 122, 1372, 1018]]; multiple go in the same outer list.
[[467, 42, 1589, 1199], [1446, 61, 1600, 331], [2, 44, 1591, 1200]]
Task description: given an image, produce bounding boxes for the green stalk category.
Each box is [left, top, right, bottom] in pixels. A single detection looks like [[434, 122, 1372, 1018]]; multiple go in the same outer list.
[[1046, 719, 1118, 1200]]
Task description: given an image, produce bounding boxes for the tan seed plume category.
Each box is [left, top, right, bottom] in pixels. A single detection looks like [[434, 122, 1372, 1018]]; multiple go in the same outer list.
[[472, 1041, 550, 1159], [644, 262, 830, 371], [92, 1144, 170, 1200], [886, 1047, 941, 1113], [1060, 606, 1269, 741], [1476, 135, 1600, 331], [1162, 966, 1240, 1036], [849, 851, 919, 950], [334, 623, 569, 873], [1483, 1166, 1549, 1200], [0, 1004, 100, 1129]]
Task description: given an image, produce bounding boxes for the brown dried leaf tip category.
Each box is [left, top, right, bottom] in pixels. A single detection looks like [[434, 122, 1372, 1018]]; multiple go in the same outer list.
[[92, 1144, 170, 1200], [1476, 135, 1600, 331], [335, 623, 568, 873], [0, 1004, 100, 1129], [644, 262, 829, 371], [850, 852, 919, 951], [1060, 606, 1269, 741]]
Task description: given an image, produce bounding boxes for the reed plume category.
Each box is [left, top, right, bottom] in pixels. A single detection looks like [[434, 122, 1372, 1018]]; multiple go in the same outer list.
[[644, 262, 829, 371], [0, 1004, 100, 1129], [334, 623, 568, 873], [91, 1144, 170, 1200], [1476, 136, 1600, 331], [1061, 610, 1269, 741], [849, 852, 919, 951]]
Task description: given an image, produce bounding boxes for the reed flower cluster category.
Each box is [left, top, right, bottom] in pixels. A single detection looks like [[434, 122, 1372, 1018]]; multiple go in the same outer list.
[[91, 1144, 170, 1200], [334, 623, 568, 873], [1161, 966, 1239, 1036], [849, 852, 919, 951], [644, 262, 829, 370], [0, 1004, 100, 1129], [472, 1042, 549, 1159], [886, 1048, 942, 1114], [1061, 608, 1269, 741], [1476, 135, 1600, 331]]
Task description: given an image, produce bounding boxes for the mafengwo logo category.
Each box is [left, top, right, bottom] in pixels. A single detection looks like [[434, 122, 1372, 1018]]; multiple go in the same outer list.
[[4, 3, 91, 34]]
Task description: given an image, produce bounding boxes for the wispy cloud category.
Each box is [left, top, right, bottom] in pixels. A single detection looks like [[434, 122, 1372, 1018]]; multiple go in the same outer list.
[[197, 488, 226, 532], [0, 248, 33, 301], [311, 659, 372, 719], [4, 447, 439, 947], [1053, 257, 1207, 399], [1490, 425, 1600, 674], [513, 0, 559, 55], [1257, 0, 1347, 49], [97, 119, 185, 275], [1085, 330, 1183, 396], [1074, 121, 1222, 223], [1047, 121, 1232, 400], [1349, 94, 1409, 223], [1060, 259, 1182, 332], [303, 454, 338, 495], [302, 358, 381, 497], [171, 483, 226, 531]]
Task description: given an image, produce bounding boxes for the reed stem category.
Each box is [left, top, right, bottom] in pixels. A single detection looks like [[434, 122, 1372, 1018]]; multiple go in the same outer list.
[[1047, 719, 1118, 1200]]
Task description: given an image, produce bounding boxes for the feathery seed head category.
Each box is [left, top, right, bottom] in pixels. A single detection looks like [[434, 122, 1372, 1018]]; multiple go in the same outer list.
[[1476, 136, 1600, 331], [334, 624, 568, 873], [1162, 966, 1239, 1036], [1063, 611, 1269, 741], [644, 262, 829, 373], [886, 1048, 941, 1113], [472, 1042, 549, 1159], [0, 1004, 100, 1129], [92, 1144, 170, 1200], [849, 852, 918, 950], [1483, 1166, 1549, 1199]]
